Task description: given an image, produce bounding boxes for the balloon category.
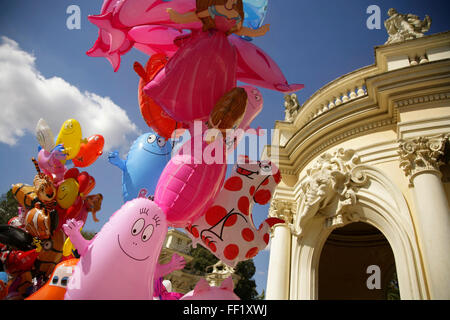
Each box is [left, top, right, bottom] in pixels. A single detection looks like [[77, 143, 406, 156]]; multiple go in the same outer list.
[[185, 157, 284, 267], [34, 230, 66, 278], [154, 135, 227, 228], [55, 119, 83, 160], [26, 258, 79, 300], [37, 145, 67, 183], [24, 207, 53, 239], [135, 54, 184, 140], [239, 86, 264, 131], [86, 0, 199, 71], [241, 0, 269, 41], [153, 254, 186, 300], [108, 132, 172, 202], [35, 118, 55, 152], [77, 171, 96, 197], [0, 248, 39, 275], [0, 273, 8, 300], [56, 178, 79, 209], [180, 277, 239, 300], [87, 0, 303, 107], [63, 198, 168, 299], [73, 135, 104, 168], [0, 225, 35, 251], [65, 197, 83, 221]]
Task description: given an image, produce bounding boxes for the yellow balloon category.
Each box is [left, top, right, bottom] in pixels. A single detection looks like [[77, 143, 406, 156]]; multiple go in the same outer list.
[[56, 119, 82, 160], [57, 178, 79, 209], [63, 237, 74, 257]]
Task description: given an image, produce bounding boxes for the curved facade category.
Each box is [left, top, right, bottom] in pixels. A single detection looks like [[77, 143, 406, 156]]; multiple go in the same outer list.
[[265, 31, 450, 300]]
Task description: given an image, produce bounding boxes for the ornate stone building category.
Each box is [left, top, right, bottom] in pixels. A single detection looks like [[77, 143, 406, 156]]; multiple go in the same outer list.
[[264, 27, 450, 300]]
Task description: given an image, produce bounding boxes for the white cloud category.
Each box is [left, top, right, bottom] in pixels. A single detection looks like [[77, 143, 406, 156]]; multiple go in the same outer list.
[[0, 36, 140, 152]]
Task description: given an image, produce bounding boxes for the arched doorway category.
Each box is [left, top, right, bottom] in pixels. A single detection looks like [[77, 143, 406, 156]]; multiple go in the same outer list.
[[318, 222, 398, 300]]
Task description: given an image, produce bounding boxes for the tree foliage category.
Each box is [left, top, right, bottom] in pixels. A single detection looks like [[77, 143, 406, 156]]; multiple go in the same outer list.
[[0, 190, 19, 225]]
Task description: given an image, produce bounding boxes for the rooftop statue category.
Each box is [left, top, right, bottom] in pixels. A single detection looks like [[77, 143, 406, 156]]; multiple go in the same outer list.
[[284, 93, 300, 122], [384, 8, 431, 45]]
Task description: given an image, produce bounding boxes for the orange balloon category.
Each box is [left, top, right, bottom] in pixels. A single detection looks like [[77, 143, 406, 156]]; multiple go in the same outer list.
[[26, 258, 79, 300], [135, 54, 185, 140], [73, 135, 104, 168]]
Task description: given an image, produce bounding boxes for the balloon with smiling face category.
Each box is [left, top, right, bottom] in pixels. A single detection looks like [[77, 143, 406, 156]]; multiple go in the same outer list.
[[55, 119, 83, 161], [63, 198, 168, 300], [108, 131, 172, 202]]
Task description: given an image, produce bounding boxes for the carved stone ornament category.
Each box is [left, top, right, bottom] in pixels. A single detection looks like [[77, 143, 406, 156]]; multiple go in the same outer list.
[[269, 199, 296, 225], [284, 93, 300, 122], [296, 148, 369, 235], [384, 8, 431, 45], [398, 134, 449, 186]]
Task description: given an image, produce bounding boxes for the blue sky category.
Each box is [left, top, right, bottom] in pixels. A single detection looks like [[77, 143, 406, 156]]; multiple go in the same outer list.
[[0, 0, 449, 297]]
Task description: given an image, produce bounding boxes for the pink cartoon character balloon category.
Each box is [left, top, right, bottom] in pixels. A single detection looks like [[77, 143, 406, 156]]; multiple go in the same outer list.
[[62, 198, 168, 299], [186, 156, 284, 267], [180, 276, 239, 300], [37, 145, 67, 183]]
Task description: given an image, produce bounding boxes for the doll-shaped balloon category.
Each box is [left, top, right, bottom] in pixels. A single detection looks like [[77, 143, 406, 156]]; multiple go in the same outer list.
[[108, 131, 172, 202], [62, 198, 168, 299], [185, 156, 283, 267], [87, 0, 303, 124], [72, 135, 104, 168], [180, 276, 240, 300]]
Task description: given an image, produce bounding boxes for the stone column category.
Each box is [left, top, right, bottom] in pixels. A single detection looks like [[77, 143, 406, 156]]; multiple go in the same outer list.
[[399, 134, 450, 299], [266, 200, 295, 300]]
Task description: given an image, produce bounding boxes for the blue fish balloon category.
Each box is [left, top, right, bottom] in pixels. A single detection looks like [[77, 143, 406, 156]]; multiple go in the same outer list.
[[108, 132, 172, 202]]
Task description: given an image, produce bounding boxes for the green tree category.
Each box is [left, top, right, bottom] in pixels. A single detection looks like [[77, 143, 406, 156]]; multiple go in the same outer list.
[[184, 245, 219, 275], [234, 259, 259, 300], [0, 190, 19, 225]]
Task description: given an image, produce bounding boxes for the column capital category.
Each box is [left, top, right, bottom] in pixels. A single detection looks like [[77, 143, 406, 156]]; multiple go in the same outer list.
[[398, 134, 449, 186], [269, 199, 296, 225]]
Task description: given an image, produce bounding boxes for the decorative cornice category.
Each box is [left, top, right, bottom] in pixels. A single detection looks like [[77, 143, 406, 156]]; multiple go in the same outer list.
[[277, 118, 395, 177], [394, 92, 450, 108], [398, 134, 449, 186]]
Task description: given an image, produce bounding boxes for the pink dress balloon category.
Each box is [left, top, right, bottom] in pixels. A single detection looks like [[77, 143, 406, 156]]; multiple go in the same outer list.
[[185, 157, 284, 267], [87, 0, 304, 104], [144, 15, 237, 123], [63, 198, 168, 300]]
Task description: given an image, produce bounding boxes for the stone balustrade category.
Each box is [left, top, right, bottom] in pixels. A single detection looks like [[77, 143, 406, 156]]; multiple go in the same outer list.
[[291, 66, 375, 129]]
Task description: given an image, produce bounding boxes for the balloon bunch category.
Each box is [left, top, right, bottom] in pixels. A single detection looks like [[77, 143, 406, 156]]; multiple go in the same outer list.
[[0, 118, 104, 300], [54, 0, 304, 300]]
